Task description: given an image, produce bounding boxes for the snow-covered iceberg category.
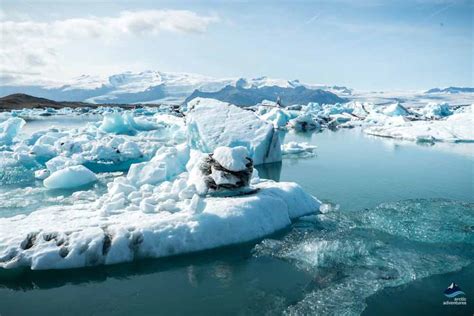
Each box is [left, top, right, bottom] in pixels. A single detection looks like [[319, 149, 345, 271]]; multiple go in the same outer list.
[[0, 180, 319, 270], [186, 98, 282, 165], [0, 143, 320, 270]]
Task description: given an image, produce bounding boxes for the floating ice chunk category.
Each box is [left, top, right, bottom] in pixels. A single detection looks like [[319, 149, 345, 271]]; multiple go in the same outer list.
[[212, 146, 249, 172], [99, 112, 134, 134], [418, 102, 453, 118], [365, 105, 474, 143], [382, 103, 410, 116], [30, 144, 57, 160], [0, 117, 25, 145], [187, 98, 281, 165], [43, 165, 97, 189], [281, 142, 317, 156], [287, 114, 321, 131], [99, 111, 168, 135]]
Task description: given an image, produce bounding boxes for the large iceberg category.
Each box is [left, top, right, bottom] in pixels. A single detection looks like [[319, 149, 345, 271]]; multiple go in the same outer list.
[[0, 143, 320, 270], [186, 98, 282, 165]]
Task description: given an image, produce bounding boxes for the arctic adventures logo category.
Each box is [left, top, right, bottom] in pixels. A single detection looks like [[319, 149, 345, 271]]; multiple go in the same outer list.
[[443, 282, 467, 306]]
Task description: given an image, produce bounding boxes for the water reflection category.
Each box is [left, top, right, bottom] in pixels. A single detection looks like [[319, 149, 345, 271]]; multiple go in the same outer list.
[[255, 162, 282, 181], [363, 131, 474, 159], [0, 244, 252, 291]]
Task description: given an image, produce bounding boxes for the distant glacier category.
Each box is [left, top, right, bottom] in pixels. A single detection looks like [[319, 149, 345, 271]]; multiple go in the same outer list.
[[0, 70, 349, 106]]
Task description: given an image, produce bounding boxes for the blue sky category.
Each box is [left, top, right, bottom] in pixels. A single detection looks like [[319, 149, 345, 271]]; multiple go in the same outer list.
[[1, 0, 472, 90]]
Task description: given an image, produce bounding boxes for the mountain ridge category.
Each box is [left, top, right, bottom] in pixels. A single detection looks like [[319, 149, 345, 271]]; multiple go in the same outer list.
[[1, 70, 351, 106]]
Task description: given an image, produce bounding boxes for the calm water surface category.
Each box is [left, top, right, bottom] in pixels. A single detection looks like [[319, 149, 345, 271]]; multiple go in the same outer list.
[[0, 127, 473, 315]]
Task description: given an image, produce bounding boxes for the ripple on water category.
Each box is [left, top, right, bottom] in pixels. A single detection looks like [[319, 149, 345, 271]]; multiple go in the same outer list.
[[252, 199, 474, 315]]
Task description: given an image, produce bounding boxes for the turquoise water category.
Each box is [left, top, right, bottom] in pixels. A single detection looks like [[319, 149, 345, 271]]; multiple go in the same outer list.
[[0, 127, 473, 315]]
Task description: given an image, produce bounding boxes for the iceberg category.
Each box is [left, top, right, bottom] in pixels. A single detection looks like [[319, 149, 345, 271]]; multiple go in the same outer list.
[[364, 105, 474, 143], [281, 142, 317, 157], [418, 102, 453, 118], [0, 165, 319, 270], [186, 98, 282, 165], [287, 113, 321, 132], [0, 117, 25, 145], [382, 103, 410, 116], [43, 165, 98, 189], [0, 143, 320, 270], [99, 112, 138, 135]]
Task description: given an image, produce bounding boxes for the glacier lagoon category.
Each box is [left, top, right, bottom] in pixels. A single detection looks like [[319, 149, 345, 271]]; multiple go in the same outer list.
[[0, 114, 472, 315]]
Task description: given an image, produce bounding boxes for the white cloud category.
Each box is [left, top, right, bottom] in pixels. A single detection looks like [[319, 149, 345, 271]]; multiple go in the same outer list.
[[0, 10, 219, 84]]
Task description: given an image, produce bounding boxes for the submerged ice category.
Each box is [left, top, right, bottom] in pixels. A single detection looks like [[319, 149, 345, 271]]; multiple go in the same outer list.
[[253, 199, 474, 315]]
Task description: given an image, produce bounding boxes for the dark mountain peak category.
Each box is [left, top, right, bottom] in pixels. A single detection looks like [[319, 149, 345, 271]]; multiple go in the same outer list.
[[0, 93, 88, 110]]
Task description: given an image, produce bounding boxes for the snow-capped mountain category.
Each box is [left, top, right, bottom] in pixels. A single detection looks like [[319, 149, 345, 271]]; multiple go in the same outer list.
[[0, 70, 350, 105]]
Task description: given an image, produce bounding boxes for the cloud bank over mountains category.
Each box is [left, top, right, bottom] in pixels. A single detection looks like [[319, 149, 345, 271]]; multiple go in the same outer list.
[[0, 10, 219, 84]]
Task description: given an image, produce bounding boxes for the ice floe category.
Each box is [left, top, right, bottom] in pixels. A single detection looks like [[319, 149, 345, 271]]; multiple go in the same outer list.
[[364, 105, 473, 143], [281, 142, 317, 158]]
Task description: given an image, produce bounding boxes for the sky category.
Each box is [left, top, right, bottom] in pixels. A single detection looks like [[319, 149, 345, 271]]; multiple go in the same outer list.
[[0, 0, 472, 90]]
